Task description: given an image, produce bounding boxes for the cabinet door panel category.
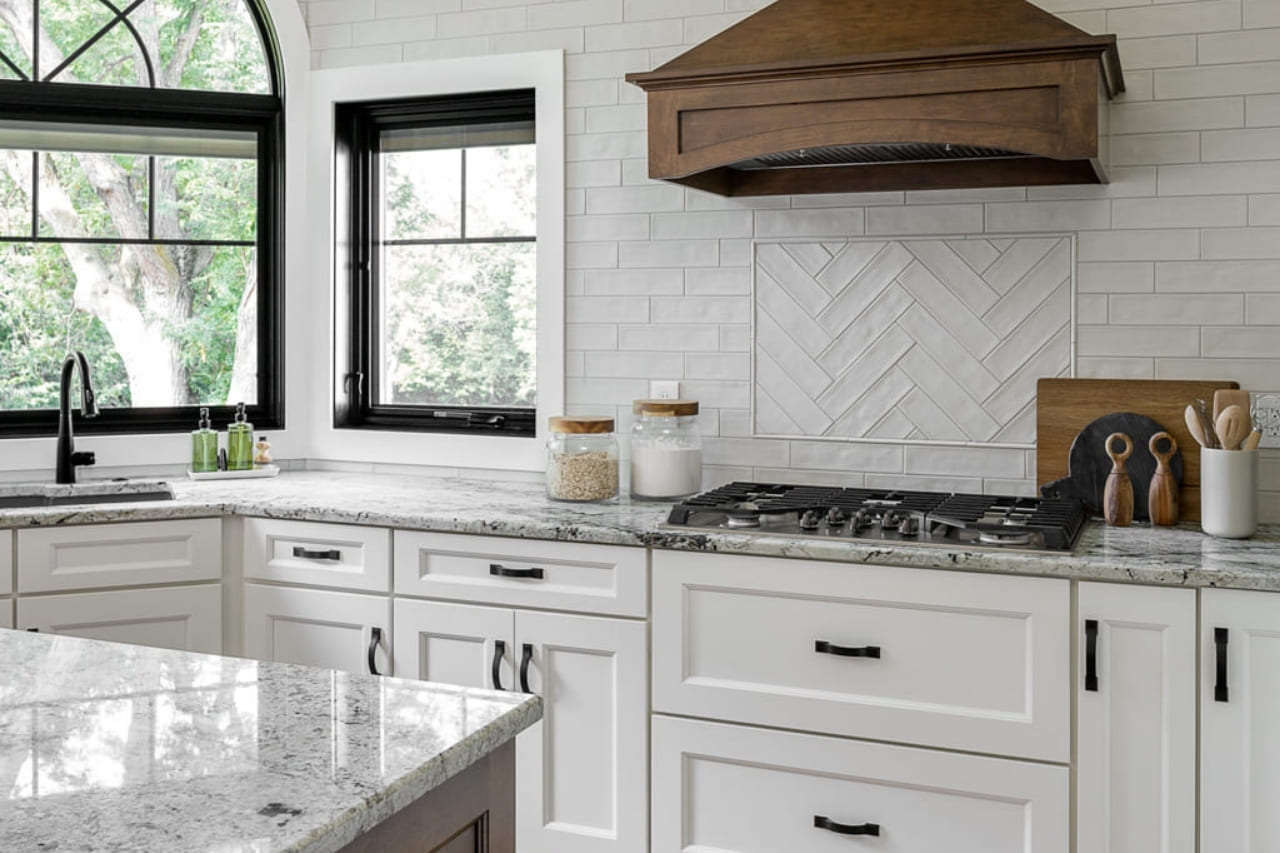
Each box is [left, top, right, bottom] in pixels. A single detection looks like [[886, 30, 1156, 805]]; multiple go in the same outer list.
[[0, 530, 11, 595], [515, 610, 647, 853], [1077, 582, 1195, 853], [18, 519, 220, 592], [16, 584, 221, 653], [1, 598, 13, 629], [1202, 588, 1280, 853], [393, 598, 513, 689], [244, 583, 390, 675]]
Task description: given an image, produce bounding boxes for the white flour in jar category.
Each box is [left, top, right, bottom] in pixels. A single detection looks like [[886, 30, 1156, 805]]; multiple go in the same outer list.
[[631, 444, 701, 498]]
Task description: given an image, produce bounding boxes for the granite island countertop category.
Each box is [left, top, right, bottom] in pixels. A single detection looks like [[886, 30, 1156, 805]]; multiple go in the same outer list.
[[0, 470, 1277, 591], [0, 628, 541, 853]]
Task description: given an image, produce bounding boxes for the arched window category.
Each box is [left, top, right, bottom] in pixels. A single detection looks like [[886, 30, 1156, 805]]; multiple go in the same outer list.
[[0, 0, 282, 437]]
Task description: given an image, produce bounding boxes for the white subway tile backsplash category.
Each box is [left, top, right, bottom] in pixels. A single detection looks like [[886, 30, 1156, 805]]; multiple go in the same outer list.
[[584, 268, 683, 295], [1119, 34, 1198, 68], [1078, 325, 1202, 356], [528, 0, 621, 29], [1078, 293, 1109, 324], [652, 297, 751, 323], [905, 446, 1026, 479], [585, 184, 685, 213], [1156, 358, 1280, 387], [586, 19, 683, 51], [618, 239, 719, 267], [584, 350, 683, 377], [403, 35, 490, 61], [1199, 27, 1280, 64], [619, 324, 719, 351], [1246, 294, 1280, 323], [1251, 195, 1280, 225], [307, 0, 376, 26], [567, 324, 618, 350], [1202, 327, 1280, 357], [984, 200, 1111, 232], [1077, 356, 1157, 378], [685, 268, 752, 295], [375, 0, 460, 16], [1248, 94, 1280, 126], [567, 241, 619, 268], [1113, 195, 1248, 228], [1110, 131, 1200, 165], [652, 211, 754, 240], [352, 15, 438, 44], [1157, 62, 1280, 100], [567, 296, 650, 323], [437, 6, 526, 37], [702, 436, 789, 468], [1107, 0, 1240, 39], [756, 209, 866, 239], [1245, 0, 1280, 29], [1203, 227, 1280, 259], [1202, 127, 1280, 161], [624, 0, 723, 21], [1111, 98, 1243, 134], [1079, 261, 1156, 292], [1079, 229, 1201, 260], [1157, 260, 1280, 292], [493, 27, 585, 53], [1109, 293, 1245, 324]]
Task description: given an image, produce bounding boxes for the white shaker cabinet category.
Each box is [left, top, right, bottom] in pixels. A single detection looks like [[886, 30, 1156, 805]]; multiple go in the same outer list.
[[1076, 582, 1196, 853], [394, 580, 648, 853], [0, 602, 10, 630], [243, 583, 390, 675], [17, 584, 221, 652], [0, 529, 12, 596], [1200, 587, 1280, 853]]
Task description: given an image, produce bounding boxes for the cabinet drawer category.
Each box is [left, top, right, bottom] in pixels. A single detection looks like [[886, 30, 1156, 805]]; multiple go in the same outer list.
[[652, 715, 1068, 853], [16, 584, 221, 653], [17, 519, 221, 593], [244, 518, 390, 592], [653, 550, 1069, 761], [394, 531, 646, 617], [0, 530, 11, 595]]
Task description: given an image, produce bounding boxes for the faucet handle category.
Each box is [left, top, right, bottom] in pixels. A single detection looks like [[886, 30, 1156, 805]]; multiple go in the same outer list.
[[70, 451, 96, 468]]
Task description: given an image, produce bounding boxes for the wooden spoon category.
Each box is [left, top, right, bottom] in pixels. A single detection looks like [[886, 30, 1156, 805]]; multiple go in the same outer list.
[[1215, 404, 1251, 451], [1147, 432, 1179, 526], [1184, 404, 1208, 448], [1214, 388, 1251, 423], [1242, 429, 1262, 451], [1103, 432, 1133, 527]]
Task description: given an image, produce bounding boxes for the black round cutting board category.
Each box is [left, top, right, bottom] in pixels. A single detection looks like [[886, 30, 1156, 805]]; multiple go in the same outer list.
[[1065, 412, 1183, 522]]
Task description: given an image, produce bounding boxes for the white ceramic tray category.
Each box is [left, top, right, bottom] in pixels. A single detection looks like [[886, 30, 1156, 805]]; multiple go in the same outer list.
[[186, 465, 280, 481]]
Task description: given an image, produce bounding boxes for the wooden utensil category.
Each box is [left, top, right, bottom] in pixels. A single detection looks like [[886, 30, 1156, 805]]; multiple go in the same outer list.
[[1147, 431, 1179, 526], [1195, 399, 1221, 449], [1036, 378, 1238, 523], [1184, 405, 1208, 448], [1103, 432, 1134, 527], [1215, 405, 1250, 451], [1213, 388, 1252, 423], [1242, 429, 1262, 451]]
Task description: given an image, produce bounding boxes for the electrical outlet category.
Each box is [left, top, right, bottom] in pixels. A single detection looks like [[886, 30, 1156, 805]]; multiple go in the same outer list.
[[1254, 393, 1280, 449], [650, 380, 680, 400]]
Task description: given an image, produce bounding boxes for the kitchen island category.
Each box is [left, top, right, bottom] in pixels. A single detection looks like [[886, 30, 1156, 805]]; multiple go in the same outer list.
[[0, 627, 541, 853]]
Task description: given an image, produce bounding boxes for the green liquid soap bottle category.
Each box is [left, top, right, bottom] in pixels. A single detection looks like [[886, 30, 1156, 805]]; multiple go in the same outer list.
[[191, 407, 218, 473], [227, 402, 254, 471]]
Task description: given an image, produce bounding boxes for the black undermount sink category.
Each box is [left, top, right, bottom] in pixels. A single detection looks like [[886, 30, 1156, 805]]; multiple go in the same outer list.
[[0, 481, 175, 509]]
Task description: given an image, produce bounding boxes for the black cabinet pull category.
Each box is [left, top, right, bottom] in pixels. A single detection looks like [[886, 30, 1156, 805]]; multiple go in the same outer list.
[[1215, 627, 1229, 702], [815, 640, 881, 659], [489, 563, 544, 580], [491, 640, 506, 691], [367, 627, 382, 676], [519, 643, 534, 694], [293, 546, 341, 561], [814, 816, 880, 836], [1084, 619, 1099, 692]]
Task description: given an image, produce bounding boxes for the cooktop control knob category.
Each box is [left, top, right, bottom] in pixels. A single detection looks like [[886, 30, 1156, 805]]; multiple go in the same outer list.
[[897, 515, 920, 536], [824, 506, 847, 526], [849, 509, 869, 530], [799, 509, 822, 530]]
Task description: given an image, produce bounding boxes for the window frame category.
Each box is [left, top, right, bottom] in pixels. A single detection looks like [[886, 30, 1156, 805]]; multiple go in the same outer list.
[[0, 3, 284, 439], [335, 88, 537, 437]]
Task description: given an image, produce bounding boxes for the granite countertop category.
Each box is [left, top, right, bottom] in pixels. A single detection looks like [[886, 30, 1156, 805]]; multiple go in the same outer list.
[[0, 470, 1277, 591], [0, 628, 541, 853]]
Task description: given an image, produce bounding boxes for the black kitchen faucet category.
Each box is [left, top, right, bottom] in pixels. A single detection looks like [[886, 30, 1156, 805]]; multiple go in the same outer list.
[[55, 351, 99, 484]]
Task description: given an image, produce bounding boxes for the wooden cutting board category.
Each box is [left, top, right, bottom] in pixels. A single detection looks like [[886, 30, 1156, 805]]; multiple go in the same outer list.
[[1036, 378, 1240, 522]]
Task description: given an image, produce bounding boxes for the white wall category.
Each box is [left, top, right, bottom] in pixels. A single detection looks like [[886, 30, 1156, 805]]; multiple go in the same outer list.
[[297, 0, 1280, 520]]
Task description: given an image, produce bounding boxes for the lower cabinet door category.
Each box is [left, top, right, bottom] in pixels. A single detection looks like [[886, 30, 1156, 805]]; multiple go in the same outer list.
[[515, 610, 648, 853], [652, 715, 1068, 853], [1, 598, 13, 630], [1077, 582, 1196, 853], [16, 584, 221, 653], [243, 583, 390, 675], [1201, 588, 1280, 853], [393, 598, 514, 690]]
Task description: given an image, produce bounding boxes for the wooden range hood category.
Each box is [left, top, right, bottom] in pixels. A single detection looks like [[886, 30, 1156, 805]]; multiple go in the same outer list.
[[624, 0, 1124, 196]]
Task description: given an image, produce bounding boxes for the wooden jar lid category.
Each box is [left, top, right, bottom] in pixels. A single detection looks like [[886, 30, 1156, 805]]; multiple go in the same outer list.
[[548, 415, 615, 434], [632, 399, 699, 417]]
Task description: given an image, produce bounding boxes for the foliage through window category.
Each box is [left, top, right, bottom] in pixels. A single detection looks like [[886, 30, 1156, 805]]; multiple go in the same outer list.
[[337, 90, 537, 436], [0, 0, 281, 436]]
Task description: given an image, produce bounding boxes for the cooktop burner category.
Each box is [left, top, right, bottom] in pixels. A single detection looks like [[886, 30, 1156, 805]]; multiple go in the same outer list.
[[662, 482, 1086, 553]]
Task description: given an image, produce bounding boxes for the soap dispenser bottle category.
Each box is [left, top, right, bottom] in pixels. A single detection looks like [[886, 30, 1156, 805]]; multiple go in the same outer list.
[[191, 407, 218, 473], [227, 402, 254, 471]]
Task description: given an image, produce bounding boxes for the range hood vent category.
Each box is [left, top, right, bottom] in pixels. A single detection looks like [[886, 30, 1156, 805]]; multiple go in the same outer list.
[[625, 0, 1124, 196]]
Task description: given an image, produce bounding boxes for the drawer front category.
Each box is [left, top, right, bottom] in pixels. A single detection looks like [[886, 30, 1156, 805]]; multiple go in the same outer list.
[[394, 531, 646, 617], [652, 715, 1068, 853], [0, 529, 11, 595], [17, 519, 221, 593], [653, 550, 1069, 761], [16, 584, 222, 653], [244, 518, 390, 592]]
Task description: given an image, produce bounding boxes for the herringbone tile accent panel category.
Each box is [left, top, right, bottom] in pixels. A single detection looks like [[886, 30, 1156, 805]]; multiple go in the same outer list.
[[753, 237, 1073, 446]]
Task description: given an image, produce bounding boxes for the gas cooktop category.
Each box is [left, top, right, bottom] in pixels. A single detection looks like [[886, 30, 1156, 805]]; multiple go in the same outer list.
[[661, 482, 1087, 553]]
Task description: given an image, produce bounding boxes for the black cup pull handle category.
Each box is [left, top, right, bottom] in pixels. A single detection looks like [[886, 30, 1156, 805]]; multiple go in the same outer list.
[[489, 563, 545, 580], [814, 816, 880, 836], [293, 546, 342, 561], [491, 640, 506, 691], [519, 643, 534, 694], [815, 640, 881, 659], [1215, 627, 1229, 702], [1085, 619, 1099, 692], [367, 627, 382, 676]]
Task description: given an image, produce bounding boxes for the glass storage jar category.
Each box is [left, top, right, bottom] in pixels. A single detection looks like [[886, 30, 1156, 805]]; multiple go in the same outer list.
[[630, 399, 701, 500], [546, 416, 619, 502]]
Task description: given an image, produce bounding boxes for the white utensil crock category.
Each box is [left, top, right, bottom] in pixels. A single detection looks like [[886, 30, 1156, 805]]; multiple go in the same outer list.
[[1200, 448, 1258, 539]]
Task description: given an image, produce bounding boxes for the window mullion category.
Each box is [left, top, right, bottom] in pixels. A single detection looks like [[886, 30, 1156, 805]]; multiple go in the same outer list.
[[459, 148, 467, 240]]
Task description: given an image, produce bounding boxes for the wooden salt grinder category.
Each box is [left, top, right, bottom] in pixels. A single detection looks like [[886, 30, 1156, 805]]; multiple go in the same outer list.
[[1103, 432, 1134, 527], [1147, 431, 1179, 526]]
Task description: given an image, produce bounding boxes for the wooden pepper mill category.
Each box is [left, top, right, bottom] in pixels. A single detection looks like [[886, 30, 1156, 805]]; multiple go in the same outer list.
[[1147, 431, 1179, 526], [1103, 432, 1134, 527]]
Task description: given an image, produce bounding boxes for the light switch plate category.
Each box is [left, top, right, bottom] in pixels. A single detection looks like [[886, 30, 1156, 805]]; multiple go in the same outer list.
[[650, 380, 680, 399]]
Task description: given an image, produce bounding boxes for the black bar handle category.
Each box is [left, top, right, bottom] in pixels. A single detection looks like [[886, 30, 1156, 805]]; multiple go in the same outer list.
[[815, 640, 881, 659], [1085, 619, 1099, 692], [491, 640, 506, 691], [814, 816, 880, 836], [293, 546, 342, 561], [367, 627, 382, 676], [490, 563, 544, 580], [519, 643, 534, 694], [1215, 627, 1229, 702]]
